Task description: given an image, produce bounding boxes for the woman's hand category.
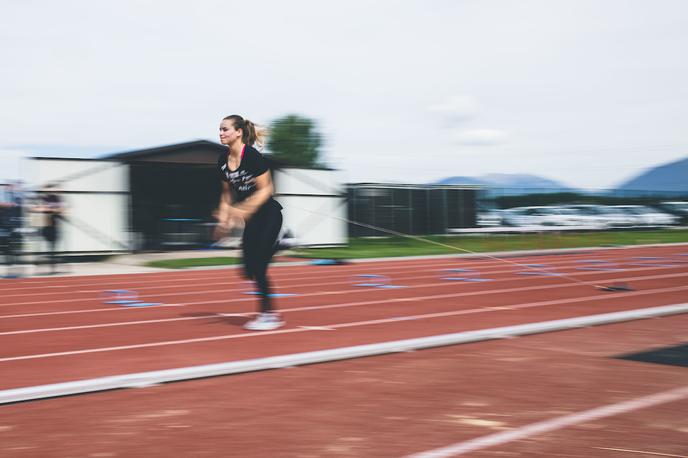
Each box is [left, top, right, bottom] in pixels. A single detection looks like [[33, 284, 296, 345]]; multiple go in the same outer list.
[[212, 221, 230, 241], [228, 206, 247, 219], [213, 209, 246, 241]]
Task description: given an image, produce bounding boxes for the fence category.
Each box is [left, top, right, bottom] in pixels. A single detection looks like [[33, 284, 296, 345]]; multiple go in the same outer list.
[[347, 184, 478, 236]]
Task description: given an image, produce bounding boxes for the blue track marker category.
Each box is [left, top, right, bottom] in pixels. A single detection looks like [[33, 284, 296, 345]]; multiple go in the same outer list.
[[441, 268, 492, 282], [102, 290, 161, 307], [574, 259, 623, 271], [120, 302, 161, 307], [576, 266, 623, 271], [516, 263, 559, 276], [670, 254, 688, 263], [242, 292, 297, 298], [628, 256, 679, 267], [351, 274, 404, 288], [310, 259, 347, 265], [102, 289, 140, 305]]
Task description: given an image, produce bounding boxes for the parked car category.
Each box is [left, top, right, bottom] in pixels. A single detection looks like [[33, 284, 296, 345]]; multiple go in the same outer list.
[[549, 206, 606, 228], [560, 205, 637, 228], [502, 206, 585, 227], [477, 209, 504, 227], [611, 205, 679, 226], [657, 201, 688, 225]]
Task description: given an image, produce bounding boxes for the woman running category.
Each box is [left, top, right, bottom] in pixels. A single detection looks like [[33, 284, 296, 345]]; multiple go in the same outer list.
[[215, 115, 284, 331]]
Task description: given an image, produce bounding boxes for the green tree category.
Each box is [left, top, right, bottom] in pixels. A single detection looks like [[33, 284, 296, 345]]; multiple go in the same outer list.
[[267, 114, 322, 167]]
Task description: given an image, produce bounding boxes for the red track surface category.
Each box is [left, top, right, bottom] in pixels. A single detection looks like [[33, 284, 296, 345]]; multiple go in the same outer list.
[[2, 244, 688, 457]]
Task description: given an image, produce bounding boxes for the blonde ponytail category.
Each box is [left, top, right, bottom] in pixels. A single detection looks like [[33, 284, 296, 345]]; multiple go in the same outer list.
[[223, 115, 269, 148]]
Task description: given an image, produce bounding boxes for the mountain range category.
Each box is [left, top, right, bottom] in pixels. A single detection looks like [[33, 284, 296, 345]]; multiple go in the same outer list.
[[433, 173, 575, 193], [433, 156, 688, 196], [615, 156, 688, 195]]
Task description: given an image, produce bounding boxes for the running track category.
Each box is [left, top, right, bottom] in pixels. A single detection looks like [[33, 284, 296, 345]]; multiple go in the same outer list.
[[2, 244, 688, 456]]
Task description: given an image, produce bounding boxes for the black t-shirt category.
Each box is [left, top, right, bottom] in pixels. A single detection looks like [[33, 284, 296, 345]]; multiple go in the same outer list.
[[217, 145, 282, 209]]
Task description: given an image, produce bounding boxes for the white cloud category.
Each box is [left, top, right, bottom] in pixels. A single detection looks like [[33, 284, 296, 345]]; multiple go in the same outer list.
[[451, 129, 509, 146]]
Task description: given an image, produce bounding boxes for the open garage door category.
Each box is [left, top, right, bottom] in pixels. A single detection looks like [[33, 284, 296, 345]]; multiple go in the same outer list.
[[129, 162, 221, 250]]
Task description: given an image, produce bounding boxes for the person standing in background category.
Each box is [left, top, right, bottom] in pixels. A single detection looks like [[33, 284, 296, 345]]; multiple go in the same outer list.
[[0, 182, 25, 277], [35, 184, 64, 274]]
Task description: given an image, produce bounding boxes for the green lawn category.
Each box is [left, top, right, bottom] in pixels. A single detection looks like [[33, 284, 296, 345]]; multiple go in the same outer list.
[[145, 229, 688, 268], [292, 229, 688, 259]]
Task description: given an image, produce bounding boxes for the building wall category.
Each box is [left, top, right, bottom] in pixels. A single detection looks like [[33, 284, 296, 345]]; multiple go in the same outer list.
[[273, 168, 347, 246], [29, 154, 348, 252], [32, 159, 131, 253]]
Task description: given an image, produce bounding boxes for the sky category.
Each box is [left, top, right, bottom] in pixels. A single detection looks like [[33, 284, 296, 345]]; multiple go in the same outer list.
[[1, 0, 687, 189]]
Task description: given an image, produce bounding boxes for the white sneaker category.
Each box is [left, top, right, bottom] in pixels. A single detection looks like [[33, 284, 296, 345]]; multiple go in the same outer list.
[[243, 313, 285, 331]]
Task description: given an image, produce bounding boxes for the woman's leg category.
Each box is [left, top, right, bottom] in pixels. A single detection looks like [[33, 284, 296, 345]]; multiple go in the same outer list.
[[49, 238, 57, 273], [43, 227, 57, 273], [242, 208, 283, 313]]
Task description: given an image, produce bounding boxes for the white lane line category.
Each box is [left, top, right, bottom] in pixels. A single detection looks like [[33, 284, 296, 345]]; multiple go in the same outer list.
[[405, 386, 688, 458], [2, 279, 687, 336], [282, 283, 688, 314], [0, 327, 305, 362], [0, 258, 581, 304], [0, 245, 684, 294], [0, 315, 223, 335], [1, 289, 688, 361], [0, 258, 483, 296], [0, 251, 682, 299], [0, 304, 183, 320], [149, 275, 688, 312], [2, 275, 688, 331], [1, 304, 687, 405], [324, 287, 688, 329], [7, 265, 685, 311], [0, 250, 603, 290]]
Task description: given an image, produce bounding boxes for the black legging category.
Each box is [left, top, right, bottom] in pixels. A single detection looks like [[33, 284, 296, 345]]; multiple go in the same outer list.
[[42, 226, 59, 272], [242, 201, 283, 313]]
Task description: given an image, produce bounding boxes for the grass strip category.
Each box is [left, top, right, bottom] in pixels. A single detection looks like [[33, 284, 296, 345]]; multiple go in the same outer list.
[[145, 229, 688, 268]]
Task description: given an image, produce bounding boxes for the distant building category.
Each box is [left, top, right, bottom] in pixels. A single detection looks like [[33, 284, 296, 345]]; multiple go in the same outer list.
[[31, 140, 345, 253], [29, 141, 481, 254], [347, 183, 479, 236]]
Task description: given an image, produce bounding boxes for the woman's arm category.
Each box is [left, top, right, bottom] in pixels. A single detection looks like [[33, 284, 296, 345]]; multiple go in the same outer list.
[[234, 170, 274, 219], [213, 181, 239, 240], [216, 181, 233, 226]]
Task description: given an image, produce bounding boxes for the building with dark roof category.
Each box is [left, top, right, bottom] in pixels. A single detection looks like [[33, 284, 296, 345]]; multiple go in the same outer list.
[[32, 140, 345, 253]]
